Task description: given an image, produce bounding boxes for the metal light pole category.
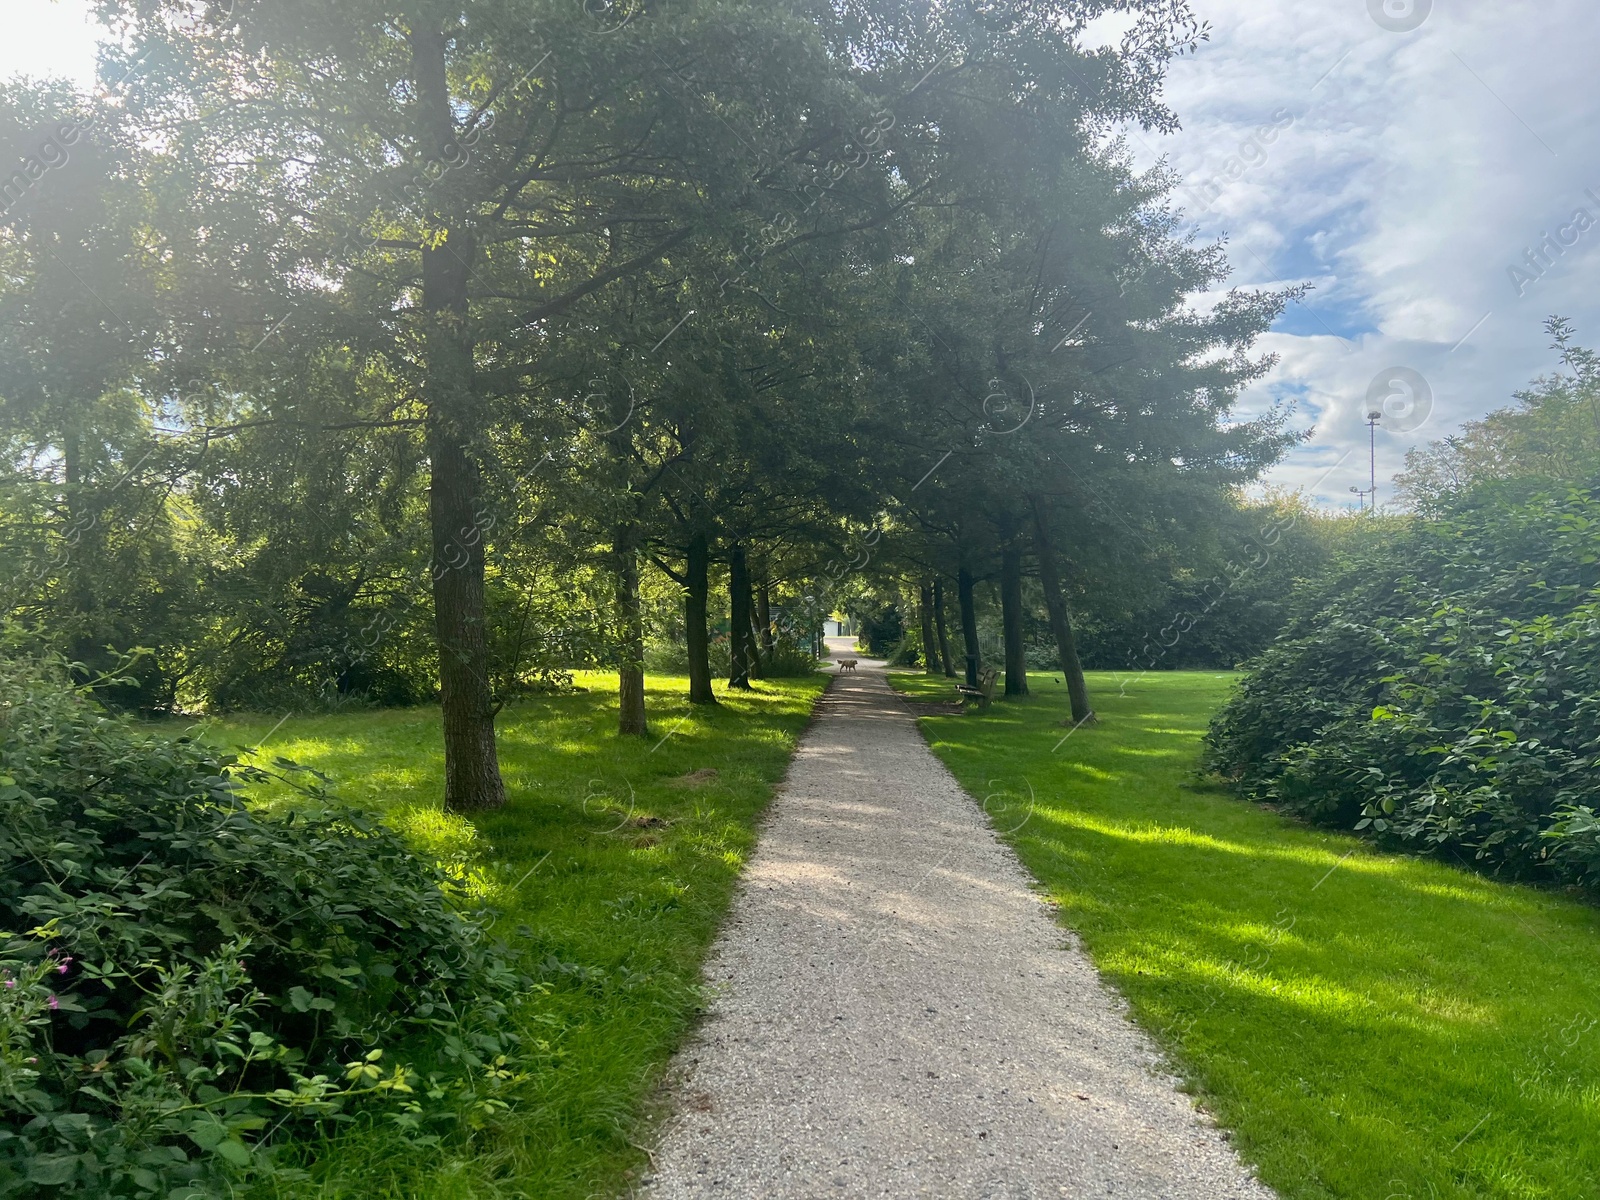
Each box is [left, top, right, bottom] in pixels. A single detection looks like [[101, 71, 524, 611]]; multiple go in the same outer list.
[[1367, 408, 1380, 509], [1349, 408, 1381, 513]]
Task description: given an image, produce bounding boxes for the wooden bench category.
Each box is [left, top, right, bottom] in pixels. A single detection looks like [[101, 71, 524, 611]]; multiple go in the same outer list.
[[955, 666, 999, 711]]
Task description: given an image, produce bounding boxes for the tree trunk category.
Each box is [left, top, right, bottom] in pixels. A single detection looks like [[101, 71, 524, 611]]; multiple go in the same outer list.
[[933, 577, 956, 677], [919, 580, 939, 674], [757, 580, 774, 662], [423, 237, 505, 812], [61, 426, 101, 671], [957, 563, 981, 688], [685, 530, 717, 705], [728, 543, 754, 690], [614, 521, 648, 735], [1000, 522, 1029, 697], [1030, 494, 1093, 723], [748, 574, 768, 680], [416, 22, 503, 812], [602, 348, 647, 736]]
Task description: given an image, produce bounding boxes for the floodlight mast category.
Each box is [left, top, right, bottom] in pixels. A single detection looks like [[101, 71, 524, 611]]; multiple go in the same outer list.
[[1350, 408, 1381, 513]]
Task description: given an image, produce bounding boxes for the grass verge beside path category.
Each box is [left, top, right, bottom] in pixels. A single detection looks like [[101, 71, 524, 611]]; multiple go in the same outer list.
[[169, 672, 826, 1200], [891, 669, 1600, 1200]]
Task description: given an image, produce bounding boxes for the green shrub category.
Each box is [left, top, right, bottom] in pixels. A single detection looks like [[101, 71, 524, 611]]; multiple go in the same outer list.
[[642, 638, 691, 675], [1205, 487, 1600, 888], [644, 635, 735, 678], [648, 635, 815, 677], [0, 658, 528, 1198], [878, 627, 921, 668], [854, 605, 903, 656], [760, 637, 818, 677]]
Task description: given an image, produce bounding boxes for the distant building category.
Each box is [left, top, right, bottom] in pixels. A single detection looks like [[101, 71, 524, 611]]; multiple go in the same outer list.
[[825, 618, 853, 637]]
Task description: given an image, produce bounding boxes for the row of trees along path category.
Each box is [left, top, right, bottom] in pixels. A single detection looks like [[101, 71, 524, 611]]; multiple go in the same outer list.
[[0, 0, 1296, 810]]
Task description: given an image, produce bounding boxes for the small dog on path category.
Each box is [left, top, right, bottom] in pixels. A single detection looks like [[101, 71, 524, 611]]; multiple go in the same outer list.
[[838, 658, 858, 672]]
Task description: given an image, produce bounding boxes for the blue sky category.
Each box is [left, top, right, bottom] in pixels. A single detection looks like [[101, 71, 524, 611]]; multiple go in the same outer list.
[[7, 0, 1599, 510]]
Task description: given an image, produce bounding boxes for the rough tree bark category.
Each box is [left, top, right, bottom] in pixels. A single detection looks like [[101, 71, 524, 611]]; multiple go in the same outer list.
[[685, 530, 717, 705], [933, 577, 956, 677], [1000, 519, 1029, 697], [1030, 494, 1093, 723], [747, 575, 768, 681], [613, 521, 648, 735], [415, 22, 503, 812], [957, 563, 981, 688], [728, 543, 754, 690], [421, 234, 505, 811], [919, 580, 940, 674], [756, 580, 774, 675], [605, 359, 647, 735]]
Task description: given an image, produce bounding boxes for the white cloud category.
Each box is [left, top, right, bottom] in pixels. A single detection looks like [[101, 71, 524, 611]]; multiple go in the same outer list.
[[1134, 0, 1600, 509], [0, 0, 104, 88]]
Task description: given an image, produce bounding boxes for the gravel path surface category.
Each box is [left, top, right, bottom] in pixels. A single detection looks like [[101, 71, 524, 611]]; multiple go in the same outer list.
[[641, 655, 1274, 1199]]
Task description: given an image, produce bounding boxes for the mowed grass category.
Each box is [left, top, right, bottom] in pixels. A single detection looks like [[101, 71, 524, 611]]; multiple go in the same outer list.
[[166, 672, 826, 1200], [890, 669, 1600, 1200]]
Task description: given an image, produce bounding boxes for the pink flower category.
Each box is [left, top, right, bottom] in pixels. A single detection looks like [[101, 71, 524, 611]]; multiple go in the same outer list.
[[47, 994, 58, 1011], [57, 958, 71, 976]]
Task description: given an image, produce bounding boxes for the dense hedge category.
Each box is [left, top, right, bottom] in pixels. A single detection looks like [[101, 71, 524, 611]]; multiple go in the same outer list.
[[1205, 487, 1600, 889], [0, 659, 527, 1198]]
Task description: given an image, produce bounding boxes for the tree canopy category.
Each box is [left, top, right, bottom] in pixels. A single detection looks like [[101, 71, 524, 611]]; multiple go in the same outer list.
[[2, 0, 1303, 810]]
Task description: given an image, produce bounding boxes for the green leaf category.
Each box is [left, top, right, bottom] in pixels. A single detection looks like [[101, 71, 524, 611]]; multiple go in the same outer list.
[[214, 1138, 253, 1167], [186, 1120, 227, 1151], [25, 1155, 79, 1185]]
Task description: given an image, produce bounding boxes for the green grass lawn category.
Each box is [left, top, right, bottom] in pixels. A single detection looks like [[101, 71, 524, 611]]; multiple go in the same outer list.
[[891, 669, 1600, 1200], [168, 671, 826, 1200]]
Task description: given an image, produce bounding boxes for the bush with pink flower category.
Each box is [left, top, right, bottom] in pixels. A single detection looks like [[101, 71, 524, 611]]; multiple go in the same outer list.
[[0, 659, 531, 1198]]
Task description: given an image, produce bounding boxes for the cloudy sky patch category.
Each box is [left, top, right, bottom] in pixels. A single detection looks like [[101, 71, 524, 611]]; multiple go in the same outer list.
[[1129, 0, 1600, 507]]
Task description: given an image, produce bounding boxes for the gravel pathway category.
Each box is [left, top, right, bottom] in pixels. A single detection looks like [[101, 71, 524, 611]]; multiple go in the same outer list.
[[641, 655, 1274, 1199]]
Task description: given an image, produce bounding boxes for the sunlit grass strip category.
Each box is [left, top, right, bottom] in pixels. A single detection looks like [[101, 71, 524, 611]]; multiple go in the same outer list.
[[892, 669, 1600, 1200], [165, 672, 826, 1200]]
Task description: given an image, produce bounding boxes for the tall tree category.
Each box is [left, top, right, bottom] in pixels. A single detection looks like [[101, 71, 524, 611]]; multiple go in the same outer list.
[[1030, 492, 1091, 722], [956, 560, 981, 687], [1398, 318, 1600, 513], [999, 512, 1028, 696], [932, 577, 956, 677], [104, 0, 900, 806], [918, 580, 939, 674]]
